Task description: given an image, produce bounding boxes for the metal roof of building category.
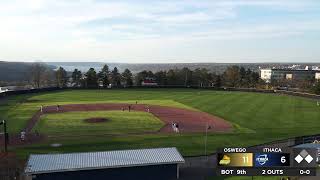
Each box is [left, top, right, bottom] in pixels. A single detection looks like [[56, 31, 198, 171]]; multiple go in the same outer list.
[[294, 143, 320, 149], [25, 147, 185, 175]]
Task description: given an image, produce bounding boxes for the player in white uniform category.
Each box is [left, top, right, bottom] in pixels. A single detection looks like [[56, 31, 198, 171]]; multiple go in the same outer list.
[[20, 131, 26, 141]]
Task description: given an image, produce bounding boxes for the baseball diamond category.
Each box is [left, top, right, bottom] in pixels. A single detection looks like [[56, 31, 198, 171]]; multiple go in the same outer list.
[[29, 103, 232, 133]]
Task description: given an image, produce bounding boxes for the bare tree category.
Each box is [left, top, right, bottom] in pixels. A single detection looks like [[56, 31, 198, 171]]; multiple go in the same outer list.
[[30, 63, 52, 88], [223, 66, 240, 87], [56, 67, 68, 88]]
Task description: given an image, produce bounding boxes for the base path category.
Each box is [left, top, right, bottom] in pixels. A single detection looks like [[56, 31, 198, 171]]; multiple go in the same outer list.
[[25, 103, 232, 134]]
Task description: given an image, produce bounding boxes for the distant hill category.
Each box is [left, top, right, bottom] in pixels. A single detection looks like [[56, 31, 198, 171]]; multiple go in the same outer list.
[[46, 62, 320, 74], [47, 62, 261, 74], [0, 61, 55, 82]]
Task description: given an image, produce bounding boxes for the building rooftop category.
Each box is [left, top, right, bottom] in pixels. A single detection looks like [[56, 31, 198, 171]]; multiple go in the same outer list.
[[294, 143, 320, 149], [260, 68, 320, 71], [270, 69, 320, 72], [25, 147, 185, 175]]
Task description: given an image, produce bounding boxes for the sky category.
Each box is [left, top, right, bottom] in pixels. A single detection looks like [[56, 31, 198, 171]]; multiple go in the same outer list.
[[0, 0, 320, 63]]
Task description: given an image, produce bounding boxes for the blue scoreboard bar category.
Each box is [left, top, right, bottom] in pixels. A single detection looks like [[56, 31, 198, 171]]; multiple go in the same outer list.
[[254, 153, 290, 167]]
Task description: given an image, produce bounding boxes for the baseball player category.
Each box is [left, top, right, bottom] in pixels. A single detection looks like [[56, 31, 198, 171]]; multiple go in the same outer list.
[[175, 123, 180, 133], [20, 131, 26, 141]]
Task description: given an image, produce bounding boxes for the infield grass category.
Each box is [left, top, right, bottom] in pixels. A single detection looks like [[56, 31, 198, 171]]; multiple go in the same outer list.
[[34, 111, 164, 135]]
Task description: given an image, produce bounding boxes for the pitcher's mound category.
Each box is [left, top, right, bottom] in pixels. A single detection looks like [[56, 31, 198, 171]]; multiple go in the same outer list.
[[84, 118, 108, 123]]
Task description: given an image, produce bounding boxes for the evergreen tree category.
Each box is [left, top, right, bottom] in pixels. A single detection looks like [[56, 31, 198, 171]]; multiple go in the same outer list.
[[71, 69, 82, 87], [85, 68, 98, 88], [111, 67, 121, 87], [121, 68, 133, 87], [98, 65, 110, 87]]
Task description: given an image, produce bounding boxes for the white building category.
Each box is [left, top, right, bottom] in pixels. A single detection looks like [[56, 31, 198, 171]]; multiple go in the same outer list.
[[260, 69, 272, 83], [316, 72, 320, 80], [261, 69, 320, 83]]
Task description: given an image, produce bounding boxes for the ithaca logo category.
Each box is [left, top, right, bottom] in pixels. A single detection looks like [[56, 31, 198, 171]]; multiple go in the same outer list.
[[256, 154, 269, 165]]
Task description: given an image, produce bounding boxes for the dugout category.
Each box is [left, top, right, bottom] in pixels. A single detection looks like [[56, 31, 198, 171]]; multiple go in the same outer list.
[[24, 147, 185, 180]]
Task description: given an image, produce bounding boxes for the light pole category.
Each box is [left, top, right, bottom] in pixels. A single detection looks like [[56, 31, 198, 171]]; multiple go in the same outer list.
[[204, 121, 212, 161], [0, 120, 8, 152], [204, 121, 208, 160]]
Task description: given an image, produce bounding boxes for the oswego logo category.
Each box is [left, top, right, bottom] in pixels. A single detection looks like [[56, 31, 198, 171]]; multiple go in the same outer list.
[[256, 154, 269, 165]]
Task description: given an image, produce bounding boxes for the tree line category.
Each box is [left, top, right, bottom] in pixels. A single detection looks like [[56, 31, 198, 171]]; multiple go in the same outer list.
[[134, 66, 261, 88], [22, 62, 320, 95], [51, 65, 262, 89]]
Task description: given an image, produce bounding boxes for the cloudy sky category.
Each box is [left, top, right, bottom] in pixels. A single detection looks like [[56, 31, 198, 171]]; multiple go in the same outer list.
[[1, 0, 320, 63]]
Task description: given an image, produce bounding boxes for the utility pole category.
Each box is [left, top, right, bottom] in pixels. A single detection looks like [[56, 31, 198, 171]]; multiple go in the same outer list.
[[184, 70, 188, 87], [204, 121, 208, 160]]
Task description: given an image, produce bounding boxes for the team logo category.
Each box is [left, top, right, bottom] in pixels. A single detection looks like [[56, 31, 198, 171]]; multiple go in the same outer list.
[[256, 154, 269, 165], [219, 155, 231, 165]]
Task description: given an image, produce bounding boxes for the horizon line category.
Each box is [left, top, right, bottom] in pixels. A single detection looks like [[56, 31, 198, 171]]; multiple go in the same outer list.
[[1, 61, 320, 64]]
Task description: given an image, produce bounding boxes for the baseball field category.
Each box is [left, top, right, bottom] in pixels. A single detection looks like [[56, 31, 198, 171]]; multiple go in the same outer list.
[[1, 88, 320, 161]]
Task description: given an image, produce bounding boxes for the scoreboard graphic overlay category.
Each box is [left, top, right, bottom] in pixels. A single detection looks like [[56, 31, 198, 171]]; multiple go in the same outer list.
[[216, 147, 318, 176]]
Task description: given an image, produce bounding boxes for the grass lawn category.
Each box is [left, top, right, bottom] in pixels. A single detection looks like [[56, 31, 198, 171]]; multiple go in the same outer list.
[[1, 88, 319, 159], [34, 111, 164, 135]]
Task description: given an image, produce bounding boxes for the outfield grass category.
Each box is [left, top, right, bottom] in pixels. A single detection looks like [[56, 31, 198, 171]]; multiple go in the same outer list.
[[34, 111, 164, 135], [1, 89, 320, 159]]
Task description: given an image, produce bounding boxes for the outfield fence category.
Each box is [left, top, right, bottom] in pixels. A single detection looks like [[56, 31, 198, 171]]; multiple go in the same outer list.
[[0, 87, 62, 98]]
